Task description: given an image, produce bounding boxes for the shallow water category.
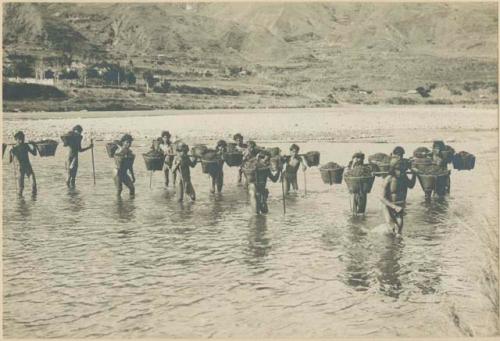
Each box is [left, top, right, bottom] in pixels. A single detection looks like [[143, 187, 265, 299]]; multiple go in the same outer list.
[[3, 108, 499, 337]]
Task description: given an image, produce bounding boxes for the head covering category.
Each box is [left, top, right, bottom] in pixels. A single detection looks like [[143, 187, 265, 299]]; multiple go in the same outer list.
[[233, 133, 243, 141], [392, 146, 405, 156], [161, 131, 171, 138], [73, 125, 83, 133], [433, 140, 445, 151], [290, 144, 300, 152]]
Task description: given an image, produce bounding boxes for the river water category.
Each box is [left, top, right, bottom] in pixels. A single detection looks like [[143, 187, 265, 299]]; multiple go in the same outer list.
[[3, 107, 498, 337]]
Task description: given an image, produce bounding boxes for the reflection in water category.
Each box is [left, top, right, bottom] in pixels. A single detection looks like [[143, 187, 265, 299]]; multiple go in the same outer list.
[[115, 197, 136, 222], [15, 196, 34, 223], [67, 188, 85, 214], [376, 236, 404, 298], [343, 217, 372, 291], [245, 215, 271, 266]]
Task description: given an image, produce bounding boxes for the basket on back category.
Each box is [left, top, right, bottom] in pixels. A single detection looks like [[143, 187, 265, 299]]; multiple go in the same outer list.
[[304, 151, 320, 167], [201, 149, 220, 174], [191, 144, 208, 158], [115, 152, 135, 169], [453, 151, 475, 170], [224, 151, 243, 167], [142, 151, 165, 171], [34, 140, 58, 157], [106, 140, 121, 158], [368, 153, 391, 173], [60, 132, 80, 147], [320, 162, 344, 185], [344, 165, 375, 193], [441, 145, 455, 164]]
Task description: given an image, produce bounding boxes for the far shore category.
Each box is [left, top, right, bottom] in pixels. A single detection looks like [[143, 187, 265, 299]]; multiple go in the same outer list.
[[3, 104, 498, 121]]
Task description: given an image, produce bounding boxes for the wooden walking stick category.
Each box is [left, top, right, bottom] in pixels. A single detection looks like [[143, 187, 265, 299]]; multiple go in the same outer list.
[[149, 170, 153, 189], [90, 137, 96, 185], [281, 170, 286, 215], [303, 169, 307, 195]]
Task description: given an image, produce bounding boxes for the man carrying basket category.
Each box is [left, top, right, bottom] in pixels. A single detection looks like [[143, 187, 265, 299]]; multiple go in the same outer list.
[[65, 125, 94, 188], [9, 131, 38, 197], [114, 134, 136, 197], [246, 151, 282, 214]]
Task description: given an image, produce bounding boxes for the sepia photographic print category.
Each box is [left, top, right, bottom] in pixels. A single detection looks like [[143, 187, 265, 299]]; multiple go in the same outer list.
[[2, 1, 499, 338]]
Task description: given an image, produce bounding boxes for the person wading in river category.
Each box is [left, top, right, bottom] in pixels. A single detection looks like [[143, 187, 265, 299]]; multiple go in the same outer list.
[[156, 131, 175, 188], [247, 151, 281, 214], [9, 131, 38, 197], [382, 146, 416, 235], [209, 140, 227, 194], [283, 143, 307, 195], [114, 134, 136, 197], [172, 143, 197, 202], [233, 133, 248, 184], [65, 125, 93, 188]]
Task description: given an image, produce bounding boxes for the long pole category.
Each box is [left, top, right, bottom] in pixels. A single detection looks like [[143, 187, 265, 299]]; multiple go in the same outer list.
[[303, 169, 307, 195], [281, 174, 286, 215], [149, 170, 153, 189], [90, 138, 96, 185]]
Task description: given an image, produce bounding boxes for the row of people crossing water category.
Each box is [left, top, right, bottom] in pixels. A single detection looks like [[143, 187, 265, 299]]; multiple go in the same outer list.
[[5, 125, 475, 234]]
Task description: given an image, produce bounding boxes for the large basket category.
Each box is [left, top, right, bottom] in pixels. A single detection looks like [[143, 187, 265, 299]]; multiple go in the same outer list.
[[369, 161, 390, 173], [115, 154, 135, 169], [417, 171, 450, 192], [201, 160, 220, 174], [411, 157, 433, 171], [192, 144, 208, 158], [270, 156, 283, 172], [106, 141, 121, 158], [266, 147, 281, 157], [304, 151, 320, 167], [34, 140, 58, 157], [320, 167, 344, 185], [60, 133, 78, 147], [142, 153, 165, 171], [453, 153, 475, 170], [224, 152, 243, 167], [226, 142, 238, 152], [344, 175, 375, 194]]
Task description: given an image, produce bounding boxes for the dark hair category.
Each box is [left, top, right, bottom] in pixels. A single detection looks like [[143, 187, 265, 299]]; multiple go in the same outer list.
[[352, 152, 365, 160], [14, 131, 25, 141], [73, 125, 83, 133], [216, 140, 227, 148], [290, 144, 300, 152], [392, 146, 405, 156], [248, 140, 256, 148], [120, 134, 133, 144], [176, 142, 189, 152], [161, 131, 171, 138], [233, 133, 243, 140], [258, 150, 271, 159]]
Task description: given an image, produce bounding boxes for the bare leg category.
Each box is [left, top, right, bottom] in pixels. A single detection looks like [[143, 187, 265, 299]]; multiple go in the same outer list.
[[31, 172, 37, 196], [18, 171, 25, 197], [186, 181, 196, 201], [216, 172, 223, 193], [164, 167, 170, 187], [176, 179, 184, 202]]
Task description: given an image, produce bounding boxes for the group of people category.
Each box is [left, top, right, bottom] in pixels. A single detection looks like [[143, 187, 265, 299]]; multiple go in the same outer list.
[[146, 132, 307, 212], [6, 127, 452, 230]]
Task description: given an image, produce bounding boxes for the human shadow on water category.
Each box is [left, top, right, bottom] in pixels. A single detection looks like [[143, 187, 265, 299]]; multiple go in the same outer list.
[[115, 196, 136, 223], [66, 188, 85, 214], [14, 196, 34, 224], [245, 214, 271, 268], [341, 216, 374, 291], [375, 235, 404, 299]]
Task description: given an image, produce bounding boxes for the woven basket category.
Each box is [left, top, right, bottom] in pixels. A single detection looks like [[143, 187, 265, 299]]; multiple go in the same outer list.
[[304, 151, 320, 167], [320, 167, 344, 185], [34, 140, 58, 157], [142, 153, 164, 171], [344, 175, 375, 194]]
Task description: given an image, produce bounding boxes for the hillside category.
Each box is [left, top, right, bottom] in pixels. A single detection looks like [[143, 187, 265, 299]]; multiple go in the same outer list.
[[3, 2, 498, 112]]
